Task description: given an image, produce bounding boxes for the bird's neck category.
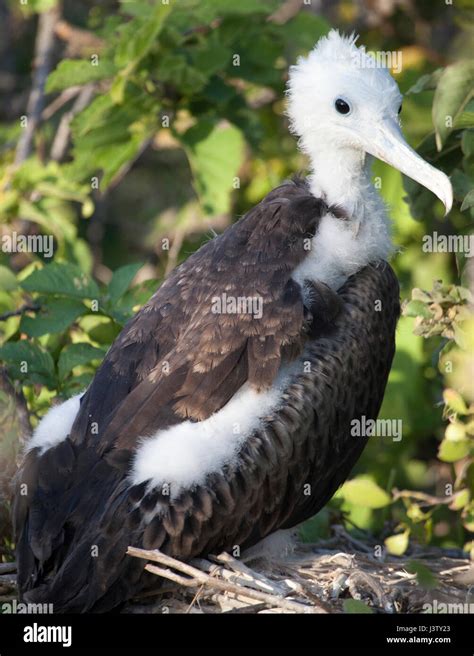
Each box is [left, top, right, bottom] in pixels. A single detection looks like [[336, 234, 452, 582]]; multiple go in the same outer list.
[[307, 147, 375, 220]]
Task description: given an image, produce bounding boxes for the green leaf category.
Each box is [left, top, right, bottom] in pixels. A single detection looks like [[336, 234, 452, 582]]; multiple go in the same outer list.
[[181, 120, 245, 215], [461, 189, 474, 211], [445, 422, 467, 441], [343, 599, 374, 614], [433, 61, 474, 149], [46, 59, 117, 93], [407, 69, 443, 95], [21, 262, 100, 299], [407, 561, 438, 590], [450, 489, 470, 510], [58, 343, 106, 380], [0, 266, 18, 291], [0, 341, 55, 387], [115, 3, 172, 71], [403, 300, 432, 319], [19, 0, 57, 16], [438, 438, 471, 463], [340, 478, 391, 509], [284, 13, 329, 52], [451, 168, 473, 202], [461, 129, 474, 157], [107, 263, 143, 304], [385, 530, 410, 556], [443, 389, 468, 415], [20, 298, 87, 337]]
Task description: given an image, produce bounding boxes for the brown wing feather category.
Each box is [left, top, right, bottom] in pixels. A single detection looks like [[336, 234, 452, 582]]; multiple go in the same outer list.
[[72, 180, 331, 449]]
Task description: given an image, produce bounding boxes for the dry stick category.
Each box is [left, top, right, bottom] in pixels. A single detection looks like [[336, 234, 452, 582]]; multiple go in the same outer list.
[[127, 547, 325, 613], [192, 557, 289, 597], [42, 86, 82, 121], [216, 554, 293, 597], [0, 562, 17, 575], [144, 563, 316, 614], [14, 6, 59, 165], [50, 84, 95, 161], [392, 489, 457, 506]]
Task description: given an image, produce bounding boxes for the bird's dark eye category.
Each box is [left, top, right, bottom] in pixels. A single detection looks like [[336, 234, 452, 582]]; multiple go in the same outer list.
[[335, 98, 351, 115], [398, 103, 403, 115]]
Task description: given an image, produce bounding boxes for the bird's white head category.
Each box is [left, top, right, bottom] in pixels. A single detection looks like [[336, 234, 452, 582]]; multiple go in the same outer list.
[[287, 30, 452, 216]]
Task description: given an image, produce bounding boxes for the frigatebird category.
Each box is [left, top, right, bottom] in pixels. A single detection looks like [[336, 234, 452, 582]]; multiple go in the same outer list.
[[13, 31, 452, 612]]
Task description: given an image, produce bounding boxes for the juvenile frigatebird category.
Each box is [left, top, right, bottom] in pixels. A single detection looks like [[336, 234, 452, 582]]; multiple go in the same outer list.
[[13, 30, 452, 612]]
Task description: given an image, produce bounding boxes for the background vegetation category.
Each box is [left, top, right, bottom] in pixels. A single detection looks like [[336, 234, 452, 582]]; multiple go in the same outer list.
[[0, 0, 473, 567]]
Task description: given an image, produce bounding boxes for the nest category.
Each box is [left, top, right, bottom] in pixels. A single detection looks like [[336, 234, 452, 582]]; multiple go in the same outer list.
[[123, 526, 473, 614], [1, 526, 471, 614]]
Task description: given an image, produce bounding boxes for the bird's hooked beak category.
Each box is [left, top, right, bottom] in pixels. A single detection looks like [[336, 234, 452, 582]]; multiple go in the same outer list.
[[357, 118, 453, 215]]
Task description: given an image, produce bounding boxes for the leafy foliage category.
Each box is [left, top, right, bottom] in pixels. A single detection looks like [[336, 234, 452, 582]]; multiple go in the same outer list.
[[0, 0, 473, 561]]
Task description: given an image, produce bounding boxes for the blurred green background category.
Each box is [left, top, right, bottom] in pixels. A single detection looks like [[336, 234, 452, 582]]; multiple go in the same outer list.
[[0, 0, 473, 563]]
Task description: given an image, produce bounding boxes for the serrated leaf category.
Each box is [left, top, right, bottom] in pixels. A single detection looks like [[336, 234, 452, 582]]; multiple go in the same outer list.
[[46, 59, 116, 93], [0, 341, 55, 387], [343, 599, 374, 614], [181, 120, 245, 216], [340, 478, 391, 509], [115, 3, 172, 70], [20, 298, 86, 337], [21, 263, 100, 299], [107, 263, 143, 304], [433, 61, 474, 149], [58, 343, 106, 380], [385, 530, 410, 556]]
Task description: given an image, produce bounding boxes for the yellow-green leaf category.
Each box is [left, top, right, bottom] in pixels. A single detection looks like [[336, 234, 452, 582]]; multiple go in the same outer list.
[[340, 478, 391, 509]]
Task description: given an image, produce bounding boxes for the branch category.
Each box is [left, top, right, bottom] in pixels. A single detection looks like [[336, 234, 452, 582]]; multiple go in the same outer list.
[[42, 85, 82, 121], [127, 547, 326, 613], [54, 19, 104, 56], [14, 5, 60, 165], [0, 303, 40, 322], [50, 84, 95, 161], [392, 488, 458, 506]]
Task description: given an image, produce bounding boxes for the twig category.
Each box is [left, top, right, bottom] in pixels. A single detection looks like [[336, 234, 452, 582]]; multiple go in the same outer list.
[[14, 6, 59, 165], [0, 303, 40, 322], [127, 547, 325, 613], [50, 84, 94, 161], [0, 562, 17, 575], [392, 489, 457, 506], [54, 19, 104, 56], [42, 86, 82, 121], [269, 0, 304, 24]]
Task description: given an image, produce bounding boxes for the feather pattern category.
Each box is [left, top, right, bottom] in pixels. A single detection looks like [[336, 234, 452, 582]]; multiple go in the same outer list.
[[13, 178, 399, 612]]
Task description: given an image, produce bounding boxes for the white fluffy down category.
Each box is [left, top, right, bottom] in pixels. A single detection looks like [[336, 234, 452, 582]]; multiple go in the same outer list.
[[27, 394, 82, 454], [130, 368, 296, 498], [293, 202, 393, 291]]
